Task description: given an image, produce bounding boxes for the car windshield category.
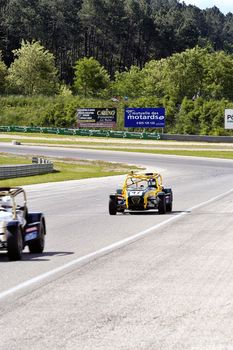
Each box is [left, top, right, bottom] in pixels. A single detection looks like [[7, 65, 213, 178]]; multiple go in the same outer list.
[[126, 178, 148, 190]]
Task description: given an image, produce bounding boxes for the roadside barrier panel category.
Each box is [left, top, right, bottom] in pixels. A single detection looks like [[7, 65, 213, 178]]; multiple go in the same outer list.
[[56, 128, 76, 135], [40, 127, 59, 134], [0, 125, 162, 140], [75, 129, 90, 136], [0, 126, 10, 132], [142, 132, 160, 140], [1, 124, 233, 142], [0, 125, 160, 140], [124, 132, 143, 139], [0, 163, 54, 179], [109, 131, 126, 138], [73, 129, 81, 136], [11, 126, 27, 132], [26, 127, 42, 133], [89, 130, 110, 137]]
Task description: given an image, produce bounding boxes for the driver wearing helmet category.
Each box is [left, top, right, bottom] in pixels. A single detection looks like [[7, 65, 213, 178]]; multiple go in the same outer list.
[[0, 195, 26, 226], [148, 178, 157, 188], [0, 196, 12, 211]]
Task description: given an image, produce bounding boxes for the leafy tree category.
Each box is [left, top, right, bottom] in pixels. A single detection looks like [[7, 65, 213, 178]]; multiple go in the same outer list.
[[79, 0, 107, 58], [1, 0, 233, 95], [124, 0, 158, 66], [0, 0, 41, 66], [140, 59, 167, 97], [162, 47, 207, 102], [175, 97, 199, 134], [204, 6, 225, 50], [203, 51, 233, 100], [8, 40, 58, 95], [37, 0, 83, 82], [210, 99, 230, 135], [140, 47, 207, 102], [0, 51, 7, 93], [1, 0, 82, 81], [112, 66, 143, 97], [79, 0, 128, 75], [223, 13, 233, 52], [73, 57, 110, 97], [176, 6, 207, 51], [175, 97, 231, 136], [151, 0, 183, 57]]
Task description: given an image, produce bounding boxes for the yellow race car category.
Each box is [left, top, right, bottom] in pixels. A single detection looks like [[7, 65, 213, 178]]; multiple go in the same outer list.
[[109, 172, 173, 215]]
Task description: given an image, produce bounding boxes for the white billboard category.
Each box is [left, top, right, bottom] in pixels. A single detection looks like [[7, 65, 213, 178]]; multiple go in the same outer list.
[[225, 109, 233, 129]]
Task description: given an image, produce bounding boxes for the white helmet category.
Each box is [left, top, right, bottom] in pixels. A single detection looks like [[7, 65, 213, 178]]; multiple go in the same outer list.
[[0, 196, 12, 208]]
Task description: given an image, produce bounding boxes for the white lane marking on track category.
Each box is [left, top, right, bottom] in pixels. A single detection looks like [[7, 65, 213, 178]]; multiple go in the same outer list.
[[0, 188, 233, 301]]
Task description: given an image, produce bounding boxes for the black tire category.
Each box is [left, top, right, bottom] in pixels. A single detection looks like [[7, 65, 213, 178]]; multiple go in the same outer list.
[[109, 198, 117, 215], [7, 227, 23, 261], [158, 196, 166, 214], [166, 202, 172, 212], [28, 220, 45, 254]]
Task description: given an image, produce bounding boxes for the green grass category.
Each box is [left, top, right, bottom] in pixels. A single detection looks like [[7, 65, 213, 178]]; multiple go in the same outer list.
[[0, 154, 142, 186], [0, 153, 32, 165], [90, 147, 233, 159]]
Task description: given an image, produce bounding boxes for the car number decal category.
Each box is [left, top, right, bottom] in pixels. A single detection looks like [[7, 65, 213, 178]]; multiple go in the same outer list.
[[129, 191, 143, 196]]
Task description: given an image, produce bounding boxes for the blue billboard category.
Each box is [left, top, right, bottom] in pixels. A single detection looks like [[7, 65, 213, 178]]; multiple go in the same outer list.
[[125, 108, 165, 128]]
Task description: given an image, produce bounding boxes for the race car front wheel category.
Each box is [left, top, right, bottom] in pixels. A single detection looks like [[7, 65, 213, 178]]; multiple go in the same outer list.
[[158, 196, 166, 214], [7, 227, 23, 261], [109, 198, 117, 215], [166, 202, 172, 212]]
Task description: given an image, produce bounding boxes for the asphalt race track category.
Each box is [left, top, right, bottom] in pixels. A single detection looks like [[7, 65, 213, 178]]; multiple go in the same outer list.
[[1, 142, 233, 350]]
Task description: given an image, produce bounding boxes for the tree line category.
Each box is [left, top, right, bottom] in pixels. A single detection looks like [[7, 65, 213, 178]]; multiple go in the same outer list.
[[1, 0, 233, 82], [1, 41, 233, 135], [1, 0, 233, 135], [1, 42, 233, 101]]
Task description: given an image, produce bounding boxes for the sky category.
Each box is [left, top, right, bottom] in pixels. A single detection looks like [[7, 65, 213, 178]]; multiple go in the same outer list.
[[183, 0, 233, 14]]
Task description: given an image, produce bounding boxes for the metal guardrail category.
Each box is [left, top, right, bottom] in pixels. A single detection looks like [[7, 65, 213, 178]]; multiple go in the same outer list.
[[159, 134, 233, 143], [0, 159, 53, 179]]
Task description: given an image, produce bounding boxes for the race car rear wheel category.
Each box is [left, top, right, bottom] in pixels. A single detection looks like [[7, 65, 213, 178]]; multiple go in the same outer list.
[[158, 196, 166, 214], [7, 227, 23, 261], [109, 198, 117, 215], [28, 220, 45, 254]]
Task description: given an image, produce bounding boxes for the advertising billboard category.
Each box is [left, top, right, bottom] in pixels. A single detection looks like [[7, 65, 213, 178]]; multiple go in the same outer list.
[[125, 108, 165, 128], [77, 108, 117, 128], [225, 109, 233, 129]]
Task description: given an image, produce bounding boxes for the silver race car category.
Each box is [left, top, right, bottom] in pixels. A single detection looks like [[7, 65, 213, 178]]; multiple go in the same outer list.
[[0, 187, 46, 260]]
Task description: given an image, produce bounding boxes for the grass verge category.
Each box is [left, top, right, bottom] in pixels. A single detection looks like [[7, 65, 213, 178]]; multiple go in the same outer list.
[[92, 147, 233, 159], [1, 132, 233, 155], [0, 154, 142, 186]]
